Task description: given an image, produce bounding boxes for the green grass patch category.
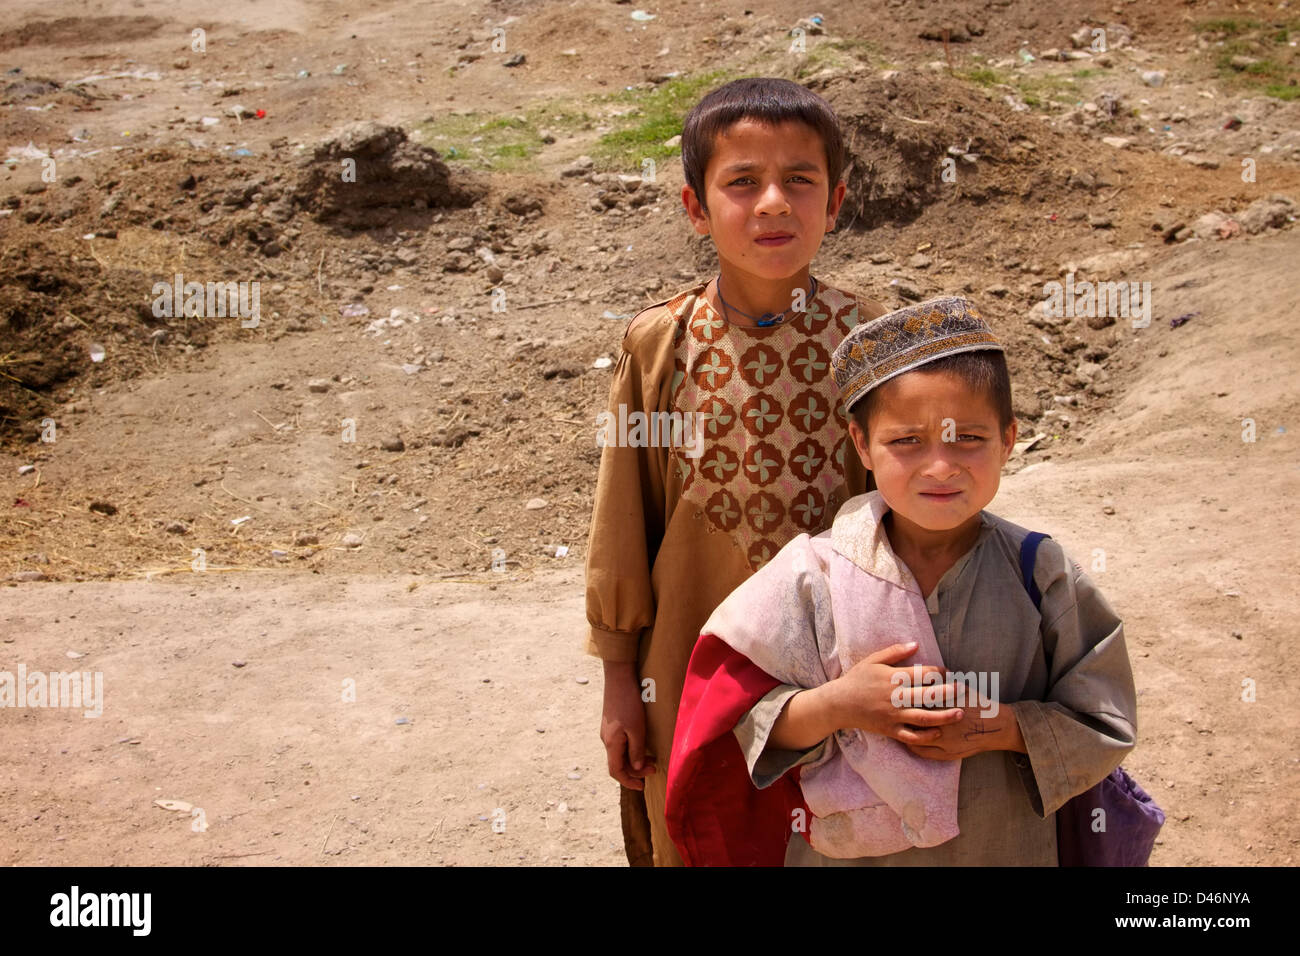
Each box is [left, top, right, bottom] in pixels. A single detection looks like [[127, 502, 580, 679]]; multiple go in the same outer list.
[[790, 37, 880, 80], [956, 65, 1079, 108], [1195, 18, 1265, 37], [959, 66, 1006, 88], [413, 105, 596, 171], [590, 70, 734, 170], [1200, 19, 1300, 101]]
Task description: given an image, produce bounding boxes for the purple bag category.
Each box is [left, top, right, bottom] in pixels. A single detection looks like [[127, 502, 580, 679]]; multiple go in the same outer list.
[[1055, 766, 1166, 866], [1020, 533, 1165, 866]]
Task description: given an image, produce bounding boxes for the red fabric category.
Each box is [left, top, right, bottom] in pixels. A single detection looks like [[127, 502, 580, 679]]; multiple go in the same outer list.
[[666, 633, 811, 866]]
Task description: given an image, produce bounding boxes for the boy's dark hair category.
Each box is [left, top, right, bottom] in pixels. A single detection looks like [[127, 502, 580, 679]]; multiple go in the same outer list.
[[849, 350, 1015, 439], [681, 77, 845, 213]]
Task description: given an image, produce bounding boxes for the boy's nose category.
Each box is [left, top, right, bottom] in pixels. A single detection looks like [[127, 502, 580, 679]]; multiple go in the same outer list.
[[754, 181, 792, 215]]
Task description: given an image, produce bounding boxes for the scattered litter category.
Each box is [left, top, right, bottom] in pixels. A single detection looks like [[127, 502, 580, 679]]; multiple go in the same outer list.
[[602, 310, 631, 320], [200, 116, 221, 127], [340, 303, 370, 318], [1169, 312, 1197, 329], [89, 344, 106, 363], [18, 465, 35, 476], [401, 363, 423, 375], [233, 148, 253, 157], [554, 545, 570, 558], [232, 659, 247, 668], [592, 356, 614, 370], [631, 10, 656, 21], [6, 142, 49, 161], [575, 677, 589, 685], [1223, 116, 1242, 130], [231, 515, 252, 526], [154, 799, 193, 813], [1013, 433, 1047, 455], [395, 717, 410, 725], [255, 109, 267, 119], [567, 772, 582, 780], [68, 69, 161, 86], [66, 650, 85, 660], [332, 64, 348, 76]]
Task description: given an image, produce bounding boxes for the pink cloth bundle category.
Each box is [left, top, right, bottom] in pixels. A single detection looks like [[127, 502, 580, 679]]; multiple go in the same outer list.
[[698, 491, 961, 858]]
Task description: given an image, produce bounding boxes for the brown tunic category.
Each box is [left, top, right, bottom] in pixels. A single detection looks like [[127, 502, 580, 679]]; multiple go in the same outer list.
[[584, 280, 886, 865]]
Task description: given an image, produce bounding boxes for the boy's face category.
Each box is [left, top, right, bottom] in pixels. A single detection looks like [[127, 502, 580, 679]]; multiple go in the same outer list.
[[847, 369, 1017, 533], [682, 119, 846, 284]]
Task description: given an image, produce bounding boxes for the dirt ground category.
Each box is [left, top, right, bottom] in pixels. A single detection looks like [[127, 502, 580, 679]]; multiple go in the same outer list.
[[1, 0, 1297, 865]]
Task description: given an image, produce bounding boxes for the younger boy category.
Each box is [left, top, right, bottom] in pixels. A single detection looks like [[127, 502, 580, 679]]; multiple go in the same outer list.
[[666, 297, 1139, 865], [584, 77, 888, 867]]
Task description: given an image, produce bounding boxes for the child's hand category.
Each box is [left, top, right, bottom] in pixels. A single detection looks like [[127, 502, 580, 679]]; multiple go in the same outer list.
[[904, 701, 1022, 761], [827, 642, 964, 745], [600, 661, 657, 790]]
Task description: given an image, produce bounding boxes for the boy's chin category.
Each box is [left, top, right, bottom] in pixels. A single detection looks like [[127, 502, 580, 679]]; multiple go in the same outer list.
[[881, 494, 993, 532]]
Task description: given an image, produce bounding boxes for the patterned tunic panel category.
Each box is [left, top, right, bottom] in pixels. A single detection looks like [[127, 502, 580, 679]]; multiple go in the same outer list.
[[665, 284, 863, 570]]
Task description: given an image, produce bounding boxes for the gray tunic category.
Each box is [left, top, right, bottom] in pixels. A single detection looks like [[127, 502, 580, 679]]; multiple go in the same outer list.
[[732, 509, 1138, 866]]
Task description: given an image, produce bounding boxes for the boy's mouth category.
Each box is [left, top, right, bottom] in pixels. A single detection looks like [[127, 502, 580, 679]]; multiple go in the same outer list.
[[919, 489, 962, 501], [755, 232, 794, 246]]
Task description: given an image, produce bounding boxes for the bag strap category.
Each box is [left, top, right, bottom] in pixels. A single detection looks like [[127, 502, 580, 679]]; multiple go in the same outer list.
[[1018, 531, 1051, 611]]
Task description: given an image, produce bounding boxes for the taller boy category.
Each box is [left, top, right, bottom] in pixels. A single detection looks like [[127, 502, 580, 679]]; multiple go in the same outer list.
[[584, 77, 887, 866]]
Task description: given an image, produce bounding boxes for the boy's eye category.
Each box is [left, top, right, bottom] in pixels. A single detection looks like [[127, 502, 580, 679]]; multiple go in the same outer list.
[[726, 175, 815, 186], [889, 435, 985, 444]]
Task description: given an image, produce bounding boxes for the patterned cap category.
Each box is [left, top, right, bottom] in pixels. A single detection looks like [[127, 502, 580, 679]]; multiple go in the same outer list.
[[831, 296, 1003, 412]]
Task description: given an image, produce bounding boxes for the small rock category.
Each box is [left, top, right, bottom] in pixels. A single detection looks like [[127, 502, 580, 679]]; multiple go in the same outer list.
[[66, 650, 85, 659], [525, 498, 548, 511], [17, 464, 35, 476], [342, 533, 364, 548], [89, 501, 118, 516], [1181, 154, 1219, 170], [1101, 498, 1116, 515], [1238, 195, 1296, 234], [9, 570, 46, 582], [868, 252, 893, 264], [294, 532, 319, 546], [1141, 70, 1165, 87], [381, 436, 405, 452], [893, 280, 923, 301], [232, 659, 247, 668], [503, 53, 526, 67], [575, 677, 589, 685], [164, 521, 189, 534], [906, 253, 933, 269], [395, 717, 410, 725], [307, 378, 331, 393], [1101, 136, 1131, 149]]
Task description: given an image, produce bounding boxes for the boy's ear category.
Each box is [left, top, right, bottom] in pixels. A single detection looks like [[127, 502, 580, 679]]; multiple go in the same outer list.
[[825, 179, 847, 233], [681, 184, 710, 236], [847, 417, 872, 471], [1000, 418, 1019, 462]]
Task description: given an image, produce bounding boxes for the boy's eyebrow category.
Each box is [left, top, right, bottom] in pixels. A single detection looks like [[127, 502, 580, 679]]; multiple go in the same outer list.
[[877, 421, 997, 432], [720, 160, 824, 174]]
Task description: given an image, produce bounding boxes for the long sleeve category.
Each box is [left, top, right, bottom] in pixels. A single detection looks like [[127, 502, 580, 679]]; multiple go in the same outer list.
[[583, 311, 676, 662], [733, 685, 830, 788], [1012, 546, 1138, 816]]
